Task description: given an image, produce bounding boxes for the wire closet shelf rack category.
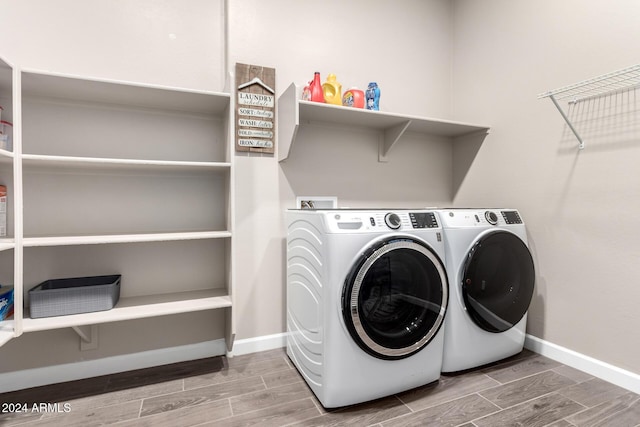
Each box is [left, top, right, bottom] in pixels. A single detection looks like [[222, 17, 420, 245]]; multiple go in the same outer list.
[[538, 64, 640, 149]]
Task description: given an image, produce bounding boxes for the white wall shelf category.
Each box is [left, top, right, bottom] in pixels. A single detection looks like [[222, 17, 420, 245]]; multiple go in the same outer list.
[[278, 83, 490, 162], [21, 70, 230, 117], [22, 154, 231, 173], [538, 64, 640, 150], [23, 231, 231, 247], [0, 63, 236, 353], [22, 289, 232, 333], [0, 238, 14, 251], [0, 321, 13, 347]]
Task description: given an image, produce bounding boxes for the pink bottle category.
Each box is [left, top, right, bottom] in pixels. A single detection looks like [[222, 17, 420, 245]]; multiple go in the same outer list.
[[309, 72, 325, 103]]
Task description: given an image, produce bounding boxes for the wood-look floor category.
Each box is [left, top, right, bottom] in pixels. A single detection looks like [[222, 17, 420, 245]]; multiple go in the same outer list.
[[1, 348, 638, 426]]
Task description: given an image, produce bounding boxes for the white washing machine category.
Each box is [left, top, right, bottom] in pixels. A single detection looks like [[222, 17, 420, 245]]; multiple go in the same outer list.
[[285, 209, 449, 408], [437, 209, 535, 372]]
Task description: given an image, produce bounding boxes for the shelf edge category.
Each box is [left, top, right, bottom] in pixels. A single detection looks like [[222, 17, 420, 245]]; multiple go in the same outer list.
[[277, 83, 300, 162], [23, 231, 232, 247], [22, 292, 232, 332], [0, 149, 14, 159], [21, 153, 232, 170], [20, 67, 231, 99]]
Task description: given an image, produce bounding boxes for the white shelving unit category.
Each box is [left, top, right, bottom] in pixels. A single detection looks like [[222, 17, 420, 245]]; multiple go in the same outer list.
[[0, 55, 15, 348], [539, 64, 640, 150], [0, 63, 236, 351], [278, 83, 490, 162]]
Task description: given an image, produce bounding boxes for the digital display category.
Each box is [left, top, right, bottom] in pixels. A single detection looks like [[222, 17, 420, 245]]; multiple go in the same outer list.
[[410, 212, 438, 228], [502, 211, 522, 224]]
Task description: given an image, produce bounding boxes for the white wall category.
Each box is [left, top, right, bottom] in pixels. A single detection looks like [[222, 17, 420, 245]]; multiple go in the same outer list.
[[0, 0, 226, 90], [229, 0, 456, 340], [452, 0, 640, 374], [2, 0, 639, 381]]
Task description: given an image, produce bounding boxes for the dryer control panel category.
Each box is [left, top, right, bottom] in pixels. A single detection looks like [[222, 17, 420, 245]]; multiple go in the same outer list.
[[501, 210, 523, 224], [438, 209, 524, 227]]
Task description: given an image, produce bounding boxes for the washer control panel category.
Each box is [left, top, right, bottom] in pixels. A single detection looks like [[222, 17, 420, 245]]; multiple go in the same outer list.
[[376, 211, 439, 230], [409, 212, 439, 229], [324, 210, 440, 232]]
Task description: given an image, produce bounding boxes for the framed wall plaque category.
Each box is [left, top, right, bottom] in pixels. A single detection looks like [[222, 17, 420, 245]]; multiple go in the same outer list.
[[235, 63, 276, 154]]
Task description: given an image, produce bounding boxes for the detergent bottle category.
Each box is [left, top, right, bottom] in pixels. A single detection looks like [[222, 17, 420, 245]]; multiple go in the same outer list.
[[309, 72, 325, 103], [302, 81, 312, 101], [342, 88, 365, 108], [366, 82, 380, 110], [322, 74, 342, 105]]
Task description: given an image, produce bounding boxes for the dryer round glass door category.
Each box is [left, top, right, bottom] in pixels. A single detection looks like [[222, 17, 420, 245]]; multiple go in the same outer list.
[[462, 231, 535, 333], [342, 237, 448, 360]]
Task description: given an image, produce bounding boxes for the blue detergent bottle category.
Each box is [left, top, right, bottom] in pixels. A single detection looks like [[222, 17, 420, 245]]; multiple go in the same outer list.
[[366, 82, 380, 110]]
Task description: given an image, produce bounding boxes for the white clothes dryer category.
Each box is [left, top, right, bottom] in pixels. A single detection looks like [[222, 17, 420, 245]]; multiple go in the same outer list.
[[437, 209, 535, 373], [285, 209, 448, 408]]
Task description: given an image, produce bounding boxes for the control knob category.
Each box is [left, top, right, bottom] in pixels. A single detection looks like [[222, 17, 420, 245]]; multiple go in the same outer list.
[[384, 213, 402, 230], [485, 211, 498, 225]]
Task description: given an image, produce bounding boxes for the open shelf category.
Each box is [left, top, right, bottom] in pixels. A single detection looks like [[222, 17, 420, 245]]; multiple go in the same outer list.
[[0, 321, 13, 347], [539, 64, 640, 104], [22, 288, 232, 332], [21, 69, 230, 117], [0, 149, 13, 160], [0, 238, 14, 251], [278, 83, 490, 162], [23, 231, 231, 247], [22, 153, 231, 173], [539, 64, 640, 149], [0, 56, 12, 98]]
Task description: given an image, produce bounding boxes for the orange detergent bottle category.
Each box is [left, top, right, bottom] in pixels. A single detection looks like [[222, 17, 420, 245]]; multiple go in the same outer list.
[[322, 74, 342, 105], [342, 88, 365, 108]]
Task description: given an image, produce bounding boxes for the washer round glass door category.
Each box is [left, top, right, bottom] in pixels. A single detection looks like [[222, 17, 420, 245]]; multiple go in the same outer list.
[[342, 237, 448, 360], [462, 231, 535, 333]]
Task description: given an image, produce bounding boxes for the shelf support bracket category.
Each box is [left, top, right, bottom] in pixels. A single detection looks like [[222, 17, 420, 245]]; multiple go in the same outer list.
[[379, 120, 412, 162], [72, 325, 99, 351], [549, 94, 585, 150]]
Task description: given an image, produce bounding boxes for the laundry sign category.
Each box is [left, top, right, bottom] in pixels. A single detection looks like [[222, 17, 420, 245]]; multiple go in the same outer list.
[[238, 118, 273, 129], [235, 63, 276, 154], [238, 93, 274, 107], [238, 129, 273, 138], [238, 107, 273, 119]]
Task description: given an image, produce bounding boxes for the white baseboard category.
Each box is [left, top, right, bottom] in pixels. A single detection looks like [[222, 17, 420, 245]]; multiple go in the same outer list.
[[0, 334, 289, 394], [227, 332, 287, 357], [7, 332, 636, 397], [525, 334, 640, 394], [0, 339, 227, 394]]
